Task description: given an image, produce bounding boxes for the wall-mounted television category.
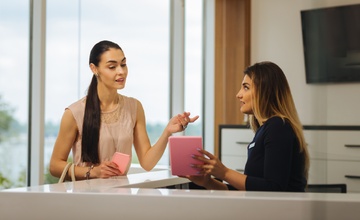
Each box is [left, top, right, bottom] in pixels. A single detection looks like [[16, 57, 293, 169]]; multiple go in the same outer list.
[[301, 4, 360, 84]]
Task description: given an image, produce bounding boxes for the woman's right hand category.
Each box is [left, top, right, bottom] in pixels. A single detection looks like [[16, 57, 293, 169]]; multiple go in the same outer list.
[[94, 161, 122, 178], [166, 112, 199, 134]]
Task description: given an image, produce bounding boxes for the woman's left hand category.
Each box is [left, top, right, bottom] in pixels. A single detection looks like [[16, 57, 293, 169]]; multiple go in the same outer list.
[[191, 148, 228, 180], [167, 112, 199, 133]]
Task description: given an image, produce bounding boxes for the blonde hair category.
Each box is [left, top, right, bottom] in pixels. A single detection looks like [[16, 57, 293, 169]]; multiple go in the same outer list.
[[245, 61, 309, 180]]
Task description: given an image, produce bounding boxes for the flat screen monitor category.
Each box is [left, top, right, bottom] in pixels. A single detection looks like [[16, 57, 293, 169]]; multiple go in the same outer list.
[[301, 4, 360, 84]]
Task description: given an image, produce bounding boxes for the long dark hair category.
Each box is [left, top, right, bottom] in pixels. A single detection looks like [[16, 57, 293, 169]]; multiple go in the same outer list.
[[81, 40, 122, 163]]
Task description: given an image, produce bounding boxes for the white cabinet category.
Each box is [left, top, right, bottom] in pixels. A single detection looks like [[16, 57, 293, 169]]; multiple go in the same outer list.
[[303, 129, 328, 185], [304, 127, 360, 193], [220, 125, 360, 193], [219, 125, 254, 173]]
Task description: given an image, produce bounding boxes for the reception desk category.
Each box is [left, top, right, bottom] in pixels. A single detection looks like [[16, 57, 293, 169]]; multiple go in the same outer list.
[[1, 165, 360, 220]]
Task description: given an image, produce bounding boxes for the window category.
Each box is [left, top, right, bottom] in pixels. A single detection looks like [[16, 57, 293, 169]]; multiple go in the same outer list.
[[0, 0, 30, 189], [184, 0, 203, 136], [45, 0, 171, 182], [0, 0, 204, 187]]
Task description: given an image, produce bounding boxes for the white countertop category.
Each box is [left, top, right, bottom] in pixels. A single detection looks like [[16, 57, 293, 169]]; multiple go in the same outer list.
[[1, 165, 360, 220], [4, 165, 190, 193]]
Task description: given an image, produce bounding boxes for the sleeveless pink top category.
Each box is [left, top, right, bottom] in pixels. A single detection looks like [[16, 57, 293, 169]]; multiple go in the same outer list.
[[67, 94, 137, 174]]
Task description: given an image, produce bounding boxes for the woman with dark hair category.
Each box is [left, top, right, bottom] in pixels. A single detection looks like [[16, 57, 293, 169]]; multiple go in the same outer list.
[[50, 40, 198, 180], [185, 61, 309, 192]]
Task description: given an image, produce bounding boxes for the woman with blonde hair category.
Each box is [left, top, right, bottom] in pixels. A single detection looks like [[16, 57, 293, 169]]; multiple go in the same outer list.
[[186, 61, 309, 192]]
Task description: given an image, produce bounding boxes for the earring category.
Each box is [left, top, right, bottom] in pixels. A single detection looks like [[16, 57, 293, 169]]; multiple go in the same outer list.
[[95, 73, 99, 77]]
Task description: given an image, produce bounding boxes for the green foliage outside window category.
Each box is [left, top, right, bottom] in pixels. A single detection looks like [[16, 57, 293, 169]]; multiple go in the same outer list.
[[0, 95, 16, 189], [0, 95, 14, 143], [0, 173, 12, 189]]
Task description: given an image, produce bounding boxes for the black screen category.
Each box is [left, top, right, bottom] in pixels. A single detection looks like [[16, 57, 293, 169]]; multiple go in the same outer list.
[[301, 4, 360, 84]]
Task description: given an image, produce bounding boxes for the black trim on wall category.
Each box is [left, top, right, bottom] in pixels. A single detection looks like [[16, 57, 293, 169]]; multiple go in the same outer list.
[[219, 124, 360, 131], [302, 125, 360, 130]]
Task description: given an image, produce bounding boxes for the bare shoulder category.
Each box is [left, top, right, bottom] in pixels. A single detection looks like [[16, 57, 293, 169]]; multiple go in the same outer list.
[[60, 108, 77, 131], [135, 99, 143, 108]]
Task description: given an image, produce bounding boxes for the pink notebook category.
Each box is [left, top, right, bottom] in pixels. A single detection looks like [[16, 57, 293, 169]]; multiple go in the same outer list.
[[168, 136, 203, 176], [111, 152, 130, 174]]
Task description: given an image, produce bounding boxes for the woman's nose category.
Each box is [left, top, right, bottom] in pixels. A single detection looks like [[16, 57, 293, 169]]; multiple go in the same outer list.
[[236, 90, 242, 99], [117, 66, 125, 74]]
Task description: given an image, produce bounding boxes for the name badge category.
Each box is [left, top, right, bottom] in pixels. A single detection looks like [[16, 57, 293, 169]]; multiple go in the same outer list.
[[249, 142, 255, 149]]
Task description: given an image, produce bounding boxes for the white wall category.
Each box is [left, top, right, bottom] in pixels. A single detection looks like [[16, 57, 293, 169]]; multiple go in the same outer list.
[[251, 0, 360, 125]]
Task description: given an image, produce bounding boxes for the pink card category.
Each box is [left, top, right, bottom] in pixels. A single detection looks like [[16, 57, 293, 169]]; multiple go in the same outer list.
[[111, 152, 130, 174], [168, 136, 204, 176]]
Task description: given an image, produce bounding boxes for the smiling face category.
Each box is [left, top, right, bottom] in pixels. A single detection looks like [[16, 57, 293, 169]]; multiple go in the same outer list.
[[236, 74, 254, 115], [90, 48, 128, 91]]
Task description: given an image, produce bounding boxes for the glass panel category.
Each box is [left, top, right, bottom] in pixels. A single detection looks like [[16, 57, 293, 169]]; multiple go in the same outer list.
[[45, 0, 170, 184], [79, 0, 170, 164], [0, 0, 30, 189], [44, 0, 80, 184], [185, 0, 203, 136]]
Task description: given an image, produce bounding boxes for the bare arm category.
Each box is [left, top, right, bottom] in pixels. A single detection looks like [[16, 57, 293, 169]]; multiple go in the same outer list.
[[49, 109, 78, 179], [50, 109, 121, 180]]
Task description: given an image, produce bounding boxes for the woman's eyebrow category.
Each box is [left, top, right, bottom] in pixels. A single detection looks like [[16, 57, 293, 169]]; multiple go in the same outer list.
[[106, 57, 126, 64], [106, 60, 117, 64]]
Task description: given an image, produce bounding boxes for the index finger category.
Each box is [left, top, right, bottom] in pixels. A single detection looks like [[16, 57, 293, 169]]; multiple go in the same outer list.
[[198, 148, 216, 160], [189, 115, 199, 123]]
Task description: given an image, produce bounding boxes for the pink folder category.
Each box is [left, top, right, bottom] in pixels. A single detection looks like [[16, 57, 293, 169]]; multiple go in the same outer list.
[[168, 136, 204, 176]]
